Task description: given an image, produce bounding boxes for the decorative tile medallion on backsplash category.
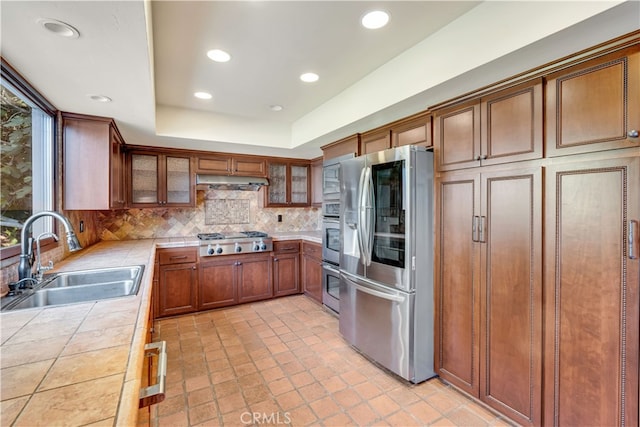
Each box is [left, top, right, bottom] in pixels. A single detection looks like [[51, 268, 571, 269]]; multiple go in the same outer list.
[[205, 200, 250, 224]]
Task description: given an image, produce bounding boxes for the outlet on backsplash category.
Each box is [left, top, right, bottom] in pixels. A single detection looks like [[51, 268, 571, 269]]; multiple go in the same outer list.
[[278, 214, 282, 223]]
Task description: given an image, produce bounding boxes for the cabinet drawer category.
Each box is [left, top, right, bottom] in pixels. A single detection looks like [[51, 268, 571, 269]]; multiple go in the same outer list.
[[273, 240, 300, 253], [302, 242, 322, 259], [158, 248, 197, 265]]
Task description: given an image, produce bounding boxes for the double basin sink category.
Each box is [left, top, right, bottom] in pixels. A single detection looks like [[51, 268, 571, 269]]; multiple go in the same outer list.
[[2, 265, 145, 311]]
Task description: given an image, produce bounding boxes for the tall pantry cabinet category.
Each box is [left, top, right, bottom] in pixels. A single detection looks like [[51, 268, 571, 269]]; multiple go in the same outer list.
[[434, 37, 639, 427]]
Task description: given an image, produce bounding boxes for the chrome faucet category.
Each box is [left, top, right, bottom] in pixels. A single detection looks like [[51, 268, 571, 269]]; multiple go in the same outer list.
[[18, 211, 82, 281], [34, 232, 59, 280]]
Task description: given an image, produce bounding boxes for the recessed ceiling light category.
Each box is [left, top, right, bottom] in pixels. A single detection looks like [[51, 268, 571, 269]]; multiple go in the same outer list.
[[88, 94, 112, 103], [269, 105, 283, 112], [37, 18, 80, 38], [194, 92, 213, 100], [300, 73, 319, 83], [207, 49, 231, 63], [361, 11, 389, 29]]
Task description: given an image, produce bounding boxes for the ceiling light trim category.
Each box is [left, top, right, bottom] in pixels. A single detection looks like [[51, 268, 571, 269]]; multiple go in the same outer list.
[[37, 18, 80, 38]]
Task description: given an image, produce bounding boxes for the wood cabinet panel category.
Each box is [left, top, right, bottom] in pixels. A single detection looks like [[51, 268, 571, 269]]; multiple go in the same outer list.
[[435, 173, 480, 396], [321, 134, 359, 160], [481, 79, 543, 165], [233, 157, 266, 177], [479, 169, 542, 426], [63, 113, 126, 210], [360, 128, 391, 154], [543, 154, 639, 427], [546, 45, 640, 156], [301, 242, 322, 304], [237, 254, 272, 303], [273, 252, 300, 297], [434, 101, 481, 171], [156, 261, 198, 318], [158, 248, 197, 265], [265, 161, 310, 207], [196, 156, 231, 174], [129, 150, 194, 208], [199, 258, 236, 310], [391, 112, 432, 148]]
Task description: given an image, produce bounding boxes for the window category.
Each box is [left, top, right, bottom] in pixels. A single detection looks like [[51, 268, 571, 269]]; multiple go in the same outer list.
[[1, 59, 56, 258]]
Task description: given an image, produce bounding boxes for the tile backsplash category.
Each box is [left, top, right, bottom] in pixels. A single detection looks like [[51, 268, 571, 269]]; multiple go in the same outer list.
[[99, 189, 321, 240]]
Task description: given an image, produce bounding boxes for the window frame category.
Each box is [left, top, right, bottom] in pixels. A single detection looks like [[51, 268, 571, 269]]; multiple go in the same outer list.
[[1, 57, 58, 261]]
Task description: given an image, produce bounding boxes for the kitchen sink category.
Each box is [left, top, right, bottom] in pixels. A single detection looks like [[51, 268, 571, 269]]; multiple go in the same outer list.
[[2, 265, 145, 311]]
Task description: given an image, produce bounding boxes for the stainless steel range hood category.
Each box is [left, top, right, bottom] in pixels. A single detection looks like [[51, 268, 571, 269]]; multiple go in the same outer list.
[[196, 174, 269, 191]]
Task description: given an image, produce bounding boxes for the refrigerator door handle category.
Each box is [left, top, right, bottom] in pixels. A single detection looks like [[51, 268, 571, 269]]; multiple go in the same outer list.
[[472, 216, 479, 242], [357, 167, 367, 265], [366, 166, 375, 266], [343, 273, 404, 303]]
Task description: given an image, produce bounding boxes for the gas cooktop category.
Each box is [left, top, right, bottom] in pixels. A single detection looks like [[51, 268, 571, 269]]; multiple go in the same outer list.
[[197, 231, 269, 241], [197, 231, 273, 256]]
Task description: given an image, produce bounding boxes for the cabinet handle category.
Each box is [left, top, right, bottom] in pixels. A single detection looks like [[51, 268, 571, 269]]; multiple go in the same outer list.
[[472, 216, 479, 242], [274, 258, 279, 262], [169, 255, 187, 261], [629, 220, 639, 259], [481, 154, 488, 160], [139, 341, 167, 408], [479, 216, 486, 243], [475, 155, 481, 161], [628, 129, 639, 138], [192, 266, 196, 270]]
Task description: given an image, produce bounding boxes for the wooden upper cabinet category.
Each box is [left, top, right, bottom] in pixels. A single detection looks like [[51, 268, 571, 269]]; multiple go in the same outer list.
[[196, 154, 266, 177], [265, 161, 310, 207], [63, 113, 126, 210], [310, 157, 323, 207], [129, 150, 194, 208], [434, 100, 481, 171], [321, 134, 360, 160], [435, 79, 542, 171], [546, 45, 640, 156], [480, 79, 543, 166], [360, 127, 391, 154], [391, 111, 433, 148]]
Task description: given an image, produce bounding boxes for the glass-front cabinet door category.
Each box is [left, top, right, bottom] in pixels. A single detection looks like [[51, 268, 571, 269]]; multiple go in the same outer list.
[[266, 162, 310, 207], [129, 151, 194, 207], [371, 160, 405, 268]]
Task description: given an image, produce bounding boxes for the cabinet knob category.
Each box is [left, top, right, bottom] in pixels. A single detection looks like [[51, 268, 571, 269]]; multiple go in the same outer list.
[[475, 155, 481, 161], [628, 129, 639, 138], [192, 266, 196, 270]]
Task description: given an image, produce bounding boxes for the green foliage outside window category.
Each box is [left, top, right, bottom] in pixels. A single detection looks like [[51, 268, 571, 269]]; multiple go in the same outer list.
[[1, 85, 33, 248]]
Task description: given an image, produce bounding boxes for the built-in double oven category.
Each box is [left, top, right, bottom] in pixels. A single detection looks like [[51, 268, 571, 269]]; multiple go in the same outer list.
[[321, 153, 354, 314]]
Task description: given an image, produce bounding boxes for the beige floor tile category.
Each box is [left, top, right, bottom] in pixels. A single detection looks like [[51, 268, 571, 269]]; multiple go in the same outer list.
[[14, 374, 123, 427], [150, 295, 511, 427]]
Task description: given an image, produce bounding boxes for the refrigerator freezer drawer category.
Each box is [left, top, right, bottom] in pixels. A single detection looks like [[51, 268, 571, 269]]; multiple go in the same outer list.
[[339, 272, 435, 383]]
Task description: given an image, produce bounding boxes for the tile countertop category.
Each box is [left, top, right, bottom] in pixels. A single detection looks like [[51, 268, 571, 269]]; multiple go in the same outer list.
[[0, 232, 319, 426]]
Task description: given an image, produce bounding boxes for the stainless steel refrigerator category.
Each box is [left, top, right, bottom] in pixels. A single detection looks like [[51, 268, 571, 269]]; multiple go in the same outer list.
[[339, 145, 435, 383]]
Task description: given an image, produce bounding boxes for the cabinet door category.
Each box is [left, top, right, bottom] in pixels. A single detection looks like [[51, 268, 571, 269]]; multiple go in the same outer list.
[[321, 134, 360, 160], [267, 163, 287, 205], [361, 128, 391, 154], [273, 252, 300, 297], [110, 129, 126, 208], [392, 112, 432, 148], [165, 155, 192, 205], [232, 157, 266, 177], [544, 155, 639, 427], [435, 172, 481, 397], [199, 258, 237, 310], [479, 168, 542, 426], [196, 155, 231, 174], [157, 263, 197, 317], [290, 164, 309, 206], [546, 45, 640, 156], [130, 153, 160, 206], [480, 79, 543, 166], [434, 100, 481, 171], [302, 243, 323, 304], [237, 255, 272, 303]]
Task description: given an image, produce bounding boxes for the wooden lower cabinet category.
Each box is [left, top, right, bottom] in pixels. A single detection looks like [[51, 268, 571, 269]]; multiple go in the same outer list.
[[543, 153, 639, 427], [302, 242, 323, 303], [156, 248, 198, 318], [436, 166, 542, 425], [273, 241, 301, 297], [199, 253, 272, 309]]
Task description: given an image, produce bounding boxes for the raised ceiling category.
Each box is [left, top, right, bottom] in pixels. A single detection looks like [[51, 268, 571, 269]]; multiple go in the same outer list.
[[1, 1, 638, 159]]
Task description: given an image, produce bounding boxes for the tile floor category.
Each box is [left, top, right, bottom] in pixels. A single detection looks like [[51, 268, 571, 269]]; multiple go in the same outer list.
[[146, 295, 513, 427]]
